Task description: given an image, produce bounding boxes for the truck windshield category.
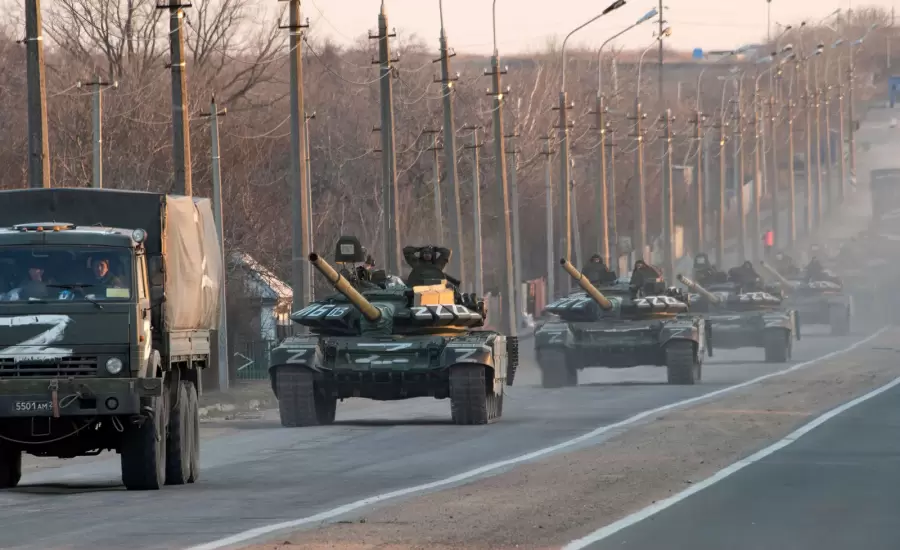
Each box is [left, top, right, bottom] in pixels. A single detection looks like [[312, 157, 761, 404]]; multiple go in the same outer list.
[[0, 246, 133, 302]]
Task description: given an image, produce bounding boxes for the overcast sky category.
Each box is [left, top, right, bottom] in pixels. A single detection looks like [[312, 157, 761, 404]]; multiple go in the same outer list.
[[303, 0, 890, 55]]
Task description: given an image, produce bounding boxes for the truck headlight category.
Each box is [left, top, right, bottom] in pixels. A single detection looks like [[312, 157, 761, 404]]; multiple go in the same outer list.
[[105, 357, 124, 375]]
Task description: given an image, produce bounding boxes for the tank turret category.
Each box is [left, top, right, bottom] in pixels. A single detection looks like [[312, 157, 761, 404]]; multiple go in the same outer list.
[[677, 274, 724, 305], [308, 252, 382, 322], [559, 258, 613, 310]]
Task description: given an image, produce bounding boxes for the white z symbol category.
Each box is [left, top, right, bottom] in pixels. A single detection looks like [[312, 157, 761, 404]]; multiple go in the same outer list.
[[0, 315, 73, 361]]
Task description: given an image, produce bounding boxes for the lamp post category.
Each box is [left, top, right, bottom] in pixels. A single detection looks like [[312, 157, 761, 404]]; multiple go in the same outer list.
[[558, 0, 626, 288], [595, 7, 657, 265]]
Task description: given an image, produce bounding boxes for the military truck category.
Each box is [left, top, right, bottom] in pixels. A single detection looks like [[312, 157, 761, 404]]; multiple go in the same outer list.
[[0, 189, 222, 490], [760, 261, 851, 335], [269, 237, 516, 426], [534, 259, 710, 387], [678, 274, 798, 362]]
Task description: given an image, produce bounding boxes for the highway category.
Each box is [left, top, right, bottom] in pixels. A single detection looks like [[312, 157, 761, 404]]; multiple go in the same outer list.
[[0, 327, 871, 550], [581, 365, 900, 550]]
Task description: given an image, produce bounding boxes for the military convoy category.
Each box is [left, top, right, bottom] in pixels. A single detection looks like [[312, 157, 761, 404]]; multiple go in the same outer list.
[[678, 274, 798, 362], [268, 237, 517, 426], [533, 259, 710, 388], [760, 261, 851, 335]]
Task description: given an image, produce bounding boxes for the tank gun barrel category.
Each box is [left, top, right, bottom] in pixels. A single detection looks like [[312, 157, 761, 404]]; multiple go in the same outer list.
[[676, 274, 723, 304], [559, 258, 613, 310], [759, 261, 795, 288], [308, 253, 382, 322]]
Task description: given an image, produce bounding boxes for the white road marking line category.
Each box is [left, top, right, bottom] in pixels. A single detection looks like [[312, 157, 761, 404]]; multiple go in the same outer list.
[[186, 328, 888, 550], [564, 353, 900, 549]]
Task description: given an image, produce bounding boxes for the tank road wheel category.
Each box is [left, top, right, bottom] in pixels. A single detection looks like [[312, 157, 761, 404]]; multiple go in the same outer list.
[[185, 381, 200, 484], [830, 306, 851, 336], [449, 364, 501, 425], [0, 446, 21, 489], [538, 349, 578, 389], [276, 367, 335, 427], [764, 330, 791, 363], [165, 381, 191, 485], [121, 391, 168, 490], [665, 341, 700, 385]]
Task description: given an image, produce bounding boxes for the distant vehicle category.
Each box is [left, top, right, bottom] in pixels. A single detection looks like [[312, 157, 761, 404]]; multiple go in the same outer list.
[[760, 262, 851, 336]]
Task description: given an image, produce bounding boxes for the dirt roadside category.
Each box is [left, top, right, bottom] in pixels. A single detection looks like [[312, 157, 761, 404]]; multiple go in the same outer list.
[[240, 329, 900, 550]]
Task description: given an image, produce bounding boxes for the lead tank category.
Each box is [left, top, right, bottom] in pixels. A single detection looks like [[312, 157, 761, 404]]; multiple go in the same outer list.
[[534, 259, 710, 387], [678, 274, 798, 363], [268, 236, 517, 426], [759, 261, 851, 335]]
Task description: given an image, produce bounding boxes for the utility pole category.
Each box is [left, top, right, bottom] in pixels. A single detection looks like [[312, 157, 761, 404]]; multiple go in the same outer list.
[[691, 109, 705, 254], [823, 84, 834, 215], [715, 117, 728, 266], [630, 99, 647, 260], [661, 109, 675, 281], [24, 0, 50, 189], [848, 51, 857, 194], [158, 0, 192, 195], [485, 47, 516, 335], [541, 137, 555, 299], [370, 4, 400, 274], [433, 12, 465, 281], [732, 83, 747, 262], [802, 77, 814, 237], [463, 125, 484, 298], [555, 93, 573, 294], [813, 85, 824, 228], [278, 0, 311, 315], [787, 96, 797, 249], [752, 85, 762, 263], [768, 91, 779, 248], [506, 130, 524, 332], [591, 95, 610, 265], [424, 127, 444, 242], [836, 81, 846, 204], [77, 76, 116, 188], [304, 110, 316, 302], [201, 97, 229, 391], [607, 121, 619, 267], [657, 0, 664, 103]]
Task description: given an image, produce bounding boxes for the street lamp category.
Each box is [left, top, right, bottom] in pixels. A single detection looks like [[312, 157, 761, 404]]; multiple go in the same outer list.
[[595, 6, 656, 265], [556, 0, 626, 290]]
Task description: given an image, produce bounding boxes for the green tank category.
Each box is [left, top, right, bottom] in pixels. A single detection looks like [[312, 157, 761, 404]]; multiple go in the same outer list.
[[678, 274, 799, 362], [533, 259, 710, 388], [760, 261, 851, 335], [268, 236, 517, 426]]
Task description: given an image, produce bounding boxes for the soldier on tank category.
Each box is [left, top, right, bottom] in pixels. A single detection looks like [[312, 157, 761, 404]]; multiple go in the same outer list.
[[728, 261, 763, 291], [771, 250, 801, 278], [582, 254, 617, 285], [404, 245, 453, 287], [692, 253, 727, 286], [629, 259, 664, 292]]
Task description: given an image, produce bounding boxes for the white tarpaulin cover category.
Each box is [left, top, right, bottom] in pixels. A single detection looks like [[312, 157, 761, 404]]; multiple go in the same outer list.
[[164, 197, 222, 331]]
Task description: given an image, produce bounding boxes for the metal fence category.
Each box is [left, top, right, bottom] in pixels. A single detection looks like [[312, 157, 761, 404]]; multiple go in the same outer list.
[[232, 339, 277, 381]]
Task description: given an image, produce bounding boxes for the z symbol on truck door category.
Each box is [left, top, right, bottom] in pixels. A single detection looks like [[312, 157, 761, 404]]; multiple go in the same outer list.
[[0, 315, 73, 361]]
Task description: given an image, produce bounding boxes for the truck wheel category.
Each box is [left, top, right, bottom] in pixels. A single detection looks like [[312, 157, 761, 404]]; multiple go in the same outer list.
[[830, 307, 851, 336], [449, 364, 500, 425], [185, 382, 200, 484], [538, 350, 577, 388], [666, 341, 700, 385], [0, 446, 21, 489], [121, 392, 168, 490], [764, 330, 790, 363], [165, 381, 191, 485], [276, 366, 331, 427]]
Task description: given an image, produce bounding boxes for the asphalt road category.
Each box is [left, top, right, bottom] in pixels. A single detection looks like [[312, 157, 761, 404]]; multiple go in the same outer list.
[[0, 326, 867, 550], [584, 362, 900, 550]]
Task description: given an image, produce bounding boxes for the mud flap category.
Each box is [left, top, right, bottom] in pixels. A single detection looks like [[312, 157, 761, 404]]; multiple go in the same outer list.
[[506, 336, 519, 386], [705, 321, 714, 357], [795, 312, 801, 340]]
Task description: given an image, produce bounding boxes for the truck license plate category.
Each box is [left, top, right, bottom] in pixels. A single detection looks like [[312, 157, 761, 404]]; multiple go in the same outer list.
[[13, 400, 52, 413]]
